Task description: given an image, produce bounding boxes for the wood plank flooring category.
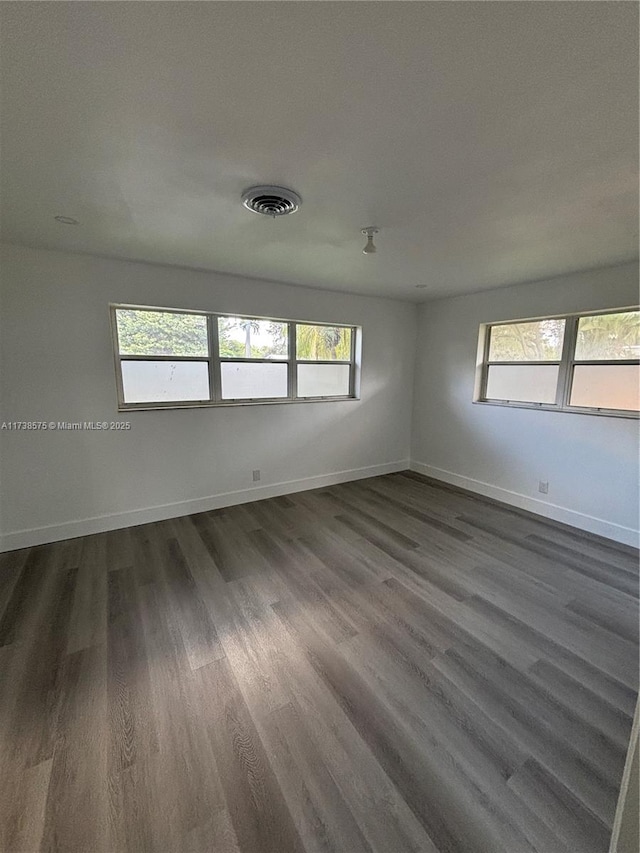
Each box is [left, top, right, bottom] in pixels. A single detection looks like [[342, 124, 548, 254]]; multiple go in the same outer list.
[[0, 471, 638, 853]]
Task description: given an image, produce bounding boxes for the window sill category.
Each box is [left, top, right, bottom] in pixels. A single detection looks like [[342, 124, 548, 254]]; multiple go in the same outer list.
[[118, 395, 360, 412], [473, 400, 638, 419]]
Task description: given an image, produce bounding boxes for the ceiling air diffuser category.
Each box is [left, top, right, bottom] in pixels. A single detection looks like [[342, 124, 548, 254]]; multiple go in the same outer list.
[[241, 185, 302, 217]]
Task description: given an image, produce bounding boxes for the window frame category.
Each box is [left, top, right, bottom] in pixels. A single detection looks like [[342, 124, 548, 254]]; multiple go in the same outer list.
[[293, 322, 357, 400], [110, 304, 359, 411], [475, 306, 639, 419]]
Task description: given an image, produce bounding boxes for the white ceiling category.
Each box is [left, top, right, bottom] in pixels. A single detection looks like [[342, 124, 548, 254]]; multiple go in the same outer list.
[[1, 2, 637, 301]]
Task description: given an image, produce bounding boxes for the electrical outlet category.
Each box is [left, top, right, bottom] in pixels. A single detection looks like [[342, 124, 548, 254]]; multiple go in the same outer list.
[[538, 480, 549, 494], [252, 469, 261, 482]]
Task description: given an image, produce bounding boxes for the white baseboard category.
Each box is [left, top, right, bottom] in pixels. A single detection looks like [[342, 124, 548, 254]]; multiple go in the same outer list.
[[410, 460, 639, 548], [0, 460, 409, 552], [3, 457, 637, 551]]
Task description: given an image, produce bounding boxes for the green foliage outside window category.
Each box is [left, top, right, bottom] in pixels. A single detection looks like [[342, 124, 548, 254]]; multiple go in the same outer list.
[[489, 320, 565, 361], [575, 311, 640, 360], [217, 317, 288, 359], [116, 310, 354, 362], [296, 325, 351, 360], [116, 310, 208, 356], [489, 312, 639, 362]]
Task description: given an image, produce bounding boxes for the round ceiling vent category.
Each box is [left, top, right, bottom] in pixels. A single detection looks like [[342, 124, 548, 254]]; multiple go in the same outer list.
[[241, 185, 301, 217]]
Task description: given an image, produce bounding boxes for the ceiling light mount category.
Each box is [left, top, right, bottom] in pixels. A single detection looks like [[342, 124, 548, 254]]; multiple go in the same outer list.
[[54, 215, 79, 225], [242, 185, 301, 217], [361, 227, 379, 255]]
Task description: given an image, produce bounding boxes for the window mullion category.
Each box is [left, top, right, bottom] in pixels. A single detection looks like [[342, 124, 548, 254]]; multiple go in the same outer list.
[[556, 315, 578, 408], [209, 314, 222, 402], [480, 325, 492, 400], [289, 323, 297, 400], [349, 325, 357, 397]]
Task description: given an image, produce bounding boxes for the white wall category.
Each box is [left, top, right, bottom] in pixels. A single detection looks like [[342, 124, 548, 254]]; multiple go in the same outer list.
[[0, 244, 416, 550], [2, 246, 638, 550], [411, 262, 640, 547]]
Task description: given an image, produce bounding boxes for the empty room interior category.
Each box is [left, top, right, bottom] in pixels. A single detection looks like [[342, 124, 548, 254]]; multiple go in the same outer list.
[[1, 2, 639, 852]]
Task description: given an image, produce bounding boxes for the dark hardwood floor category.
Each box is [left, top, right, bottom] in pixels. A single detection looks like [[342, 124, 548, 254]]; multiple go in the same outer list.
[[0, 471, 638, 853]]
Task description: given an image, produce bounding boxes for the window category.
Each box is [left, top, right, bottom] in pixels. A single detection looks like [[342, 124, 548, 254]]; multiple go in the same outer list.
[[570, 312, 640, 412], [476, 308, 639, 417], [484, 318, 565, 405], [111, 306, 358, 409], [218, 317, 289, 401], [296, 325, 353, 398]]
